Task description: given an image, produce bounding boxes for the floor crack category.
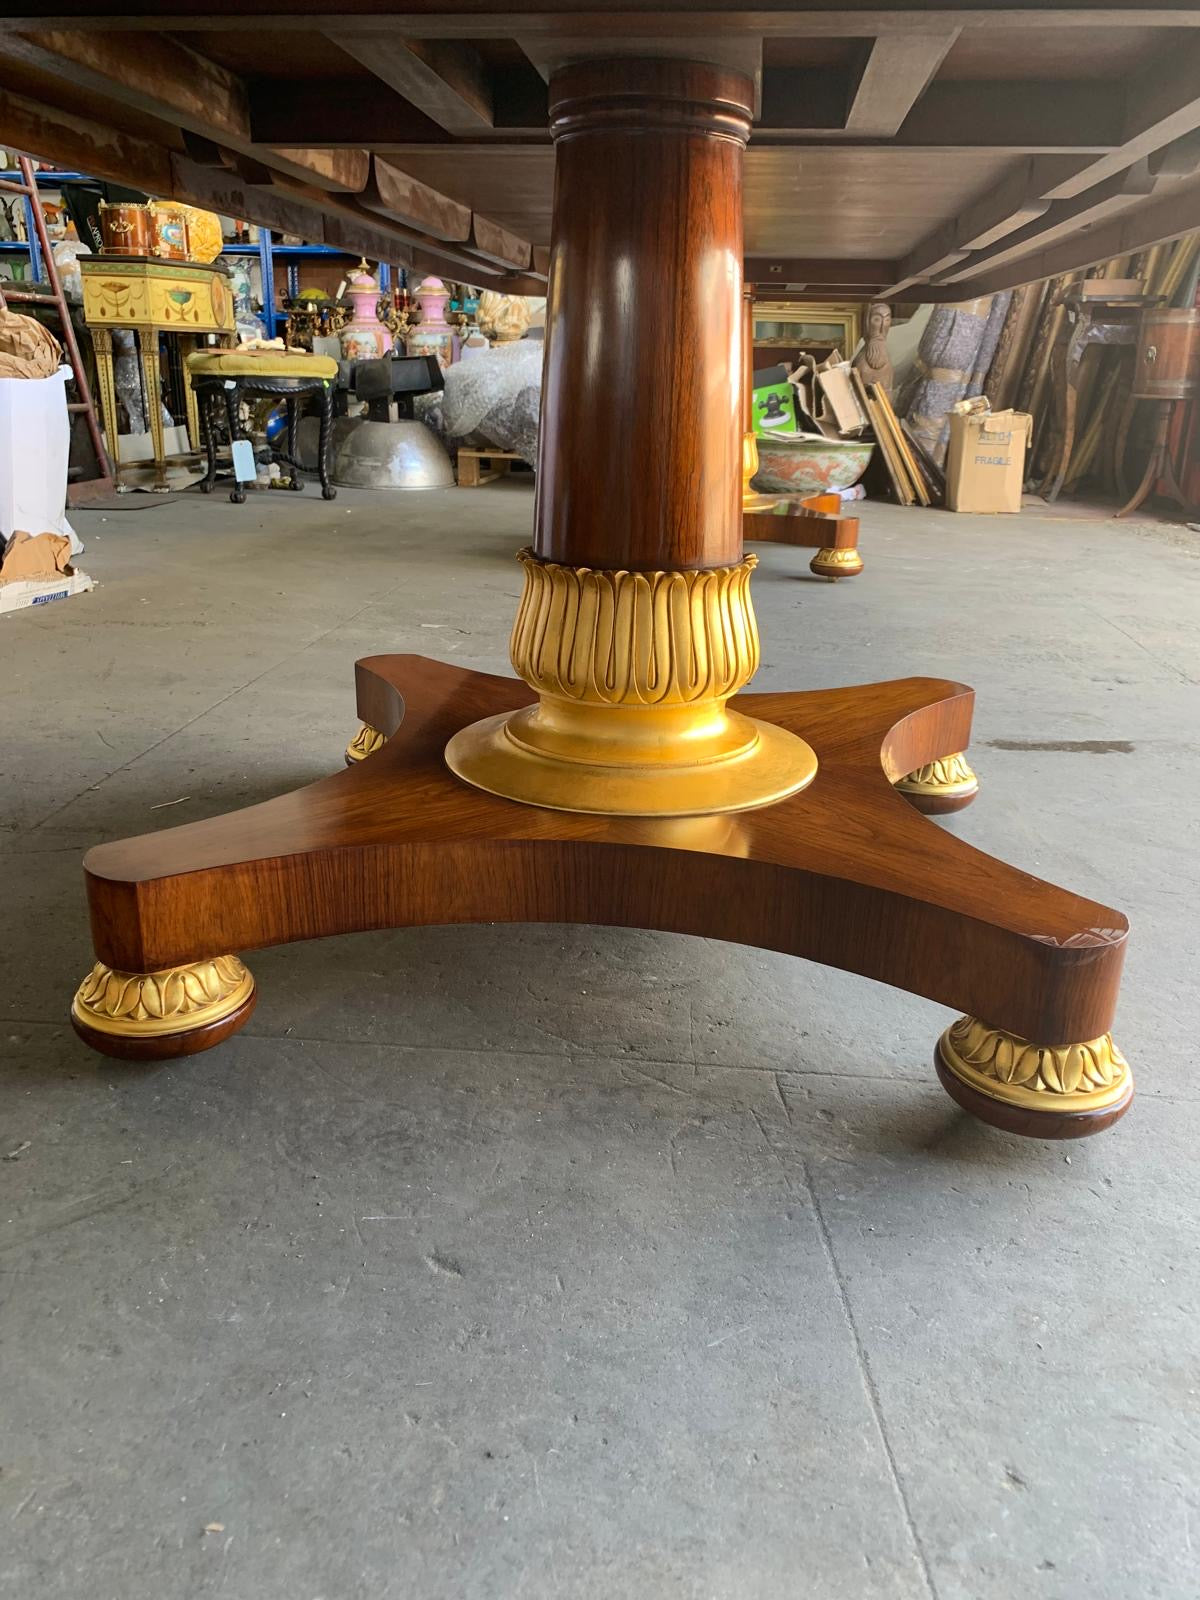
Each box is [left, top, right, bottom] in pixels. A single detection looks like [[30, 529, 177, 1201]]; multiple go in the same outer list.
[[800, 1157, 941, 1600]]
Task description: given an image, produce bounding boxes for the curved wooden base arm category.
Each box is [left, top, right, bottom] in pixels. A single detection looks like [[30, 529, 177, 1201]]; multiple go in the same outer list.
[[76, 656, 1130, 1137], [744, 494, 863, 579]]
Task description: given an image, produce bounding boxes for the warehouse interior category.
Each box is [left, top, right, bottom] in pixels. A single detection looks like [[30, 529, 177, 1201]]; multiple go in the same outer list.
[[2, 6, 1199, 1597]]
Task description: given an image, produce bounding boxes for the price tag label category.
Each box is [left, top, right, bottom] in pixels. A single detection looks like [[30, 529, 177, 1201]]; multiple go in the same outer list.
[[231, 438, 256, 483]]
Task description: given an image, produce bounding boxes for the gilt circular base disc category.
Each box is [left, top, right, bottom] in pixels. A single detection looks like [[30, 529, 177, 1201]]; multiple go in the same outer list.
[[445, 709, 818, 818]]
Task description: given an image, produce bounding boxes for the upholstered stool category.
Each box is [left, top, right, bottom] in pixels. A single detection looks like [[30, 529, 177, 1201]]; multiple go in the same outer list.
[[186, 348, 338, 503]]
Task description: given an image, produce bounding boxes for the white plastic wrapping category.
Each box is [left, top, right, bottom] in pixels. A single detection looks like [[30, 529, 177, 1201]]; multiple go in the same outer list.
[[111, 328, 146, 435], [439, 339, 543, 464], [51, 240, 91, 303]]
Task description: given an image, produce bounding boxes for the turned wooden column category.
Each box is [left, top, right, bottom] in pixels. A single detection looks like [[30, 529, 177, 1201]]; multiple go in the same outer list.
[[743, 285, 755, 431], [446, 58, 816, 816], [741, 283, 760, 497], [534, 59, 751, 571]]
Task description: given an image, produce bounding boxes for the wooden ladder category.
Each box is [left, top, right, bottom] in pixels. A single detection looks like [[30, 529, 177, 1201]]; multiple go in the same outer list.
[[0, 153, 115, 503]]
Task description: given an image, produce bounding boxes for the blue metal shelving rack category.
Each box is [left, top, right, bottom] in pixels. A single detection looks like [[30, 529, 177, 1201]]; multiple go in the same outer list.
[[222, 238, 397, 338], [0, 167, 89, 279]]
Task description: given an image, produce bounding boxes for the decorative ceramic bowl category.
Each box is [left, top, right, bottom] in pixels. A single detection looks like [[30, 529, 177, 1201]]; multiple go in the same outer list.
[[750, 433, 874, 496]]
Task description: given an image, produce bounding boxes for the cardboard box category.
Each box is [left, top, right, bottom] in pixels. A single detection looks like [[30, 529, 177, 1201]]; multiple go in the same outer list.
[[1079, 279, 1143, 300], [816, 363, 868, 436], [789, 354, 868, 440], [0, 529, 93, 614], [0, 570, 94, 615], [109, 424, 194, 463], [945, 405, 1032, 513]]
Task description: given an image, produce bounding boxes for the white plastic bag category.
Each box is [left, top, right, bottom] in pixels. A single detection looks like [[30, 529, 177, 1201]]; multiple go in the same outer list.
[[0, 366, 81, 552], [52, 240, 91, 303]]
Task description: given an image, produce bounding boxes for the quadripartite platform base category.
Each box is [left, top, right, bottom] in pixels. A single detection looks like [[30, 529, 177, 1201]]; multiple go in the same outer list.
[[72, 656, 1131, 1138]]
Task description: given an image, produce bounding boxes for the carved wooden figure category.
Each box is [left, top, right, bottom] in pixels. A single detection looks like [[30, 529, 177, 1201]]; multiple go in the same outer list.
[[72, 59, 1132, 1141], [852, 300, 895, 394]]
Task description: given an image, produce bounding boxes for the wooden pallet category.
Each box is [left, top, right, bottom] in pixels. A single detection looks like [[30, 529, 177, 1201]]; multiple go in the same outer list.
[[456, 448, 525, 487]]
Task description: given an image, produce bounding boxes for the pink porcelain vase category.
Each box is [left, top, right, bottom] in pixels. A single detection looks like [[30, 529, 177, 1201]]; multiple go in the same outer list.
[[339, 261, 392, 363], [406, 276, 455, 367]]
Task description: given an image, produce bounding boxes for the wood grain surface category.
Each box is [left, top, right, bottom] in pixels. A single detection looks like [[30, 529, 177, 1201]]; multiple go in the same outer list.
[[81, 655, 1127, 1050], [533, 59, 754, 572], [743, 500, 861, 552]]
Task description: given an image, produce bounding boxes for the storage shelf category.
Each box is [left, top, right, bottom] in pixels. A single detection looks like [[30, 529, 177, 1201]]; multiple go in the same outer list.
[[2, 161, 406, 337], [221, 243, 352, 257], [2, 241, 354, 256]]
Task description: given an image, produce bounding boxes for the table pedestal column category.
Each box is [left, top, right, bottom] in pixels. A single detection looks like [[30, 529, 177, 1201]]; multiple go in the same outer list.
[[447, 61, 816, 818]]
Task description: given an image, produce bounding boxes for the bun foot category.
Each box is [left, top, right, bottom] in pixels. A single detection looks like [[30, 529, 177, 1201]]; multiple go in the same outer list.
[[809, 546, 863, 579], [935, 1016, 1132, 1139], [896, 752, 978, 814], [345, 722, 386, 765], [70, 956, 256, 1062]]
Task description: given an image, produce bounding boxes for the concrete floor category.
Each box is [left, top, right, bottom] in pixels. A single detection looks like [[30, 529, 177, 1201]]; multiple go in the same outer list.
[[2, 481, 1198, 1600]]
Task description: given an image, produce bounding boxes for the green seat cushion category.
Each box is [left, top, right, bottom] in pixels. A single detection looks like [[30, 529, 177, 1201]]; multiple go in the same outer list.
[[186, 349, 338, 380]]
